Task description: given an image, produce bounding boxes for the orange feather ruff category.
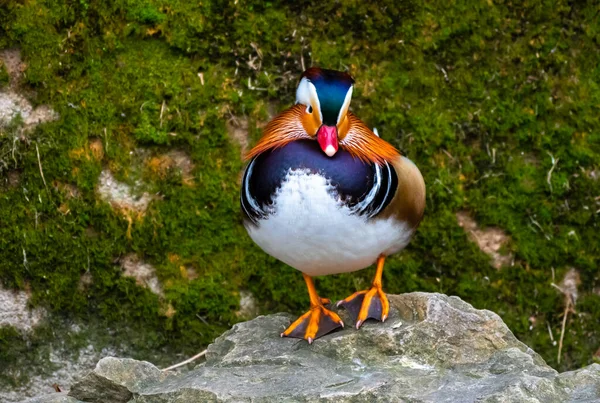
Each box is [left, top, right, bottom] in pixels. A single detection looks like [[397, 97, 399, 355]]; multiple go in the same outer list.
[[339, 113, 400, 165], [245, 105, 308, 161], [245, 106, 400, 166]]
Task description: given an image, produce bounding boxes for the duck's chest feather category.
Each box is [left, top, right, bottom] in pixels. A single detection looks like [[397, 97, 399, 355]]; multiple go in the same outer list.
[[240, 140, 416, 276], [243, 168, 412, 276], [241, 140, 397, 222]]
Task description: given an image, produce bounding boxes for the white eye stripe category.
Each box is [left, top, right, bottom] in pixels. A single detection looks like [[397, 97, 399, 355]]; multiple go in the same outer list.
[[337, 85, 353, 124], [296, 78, 321, 122]]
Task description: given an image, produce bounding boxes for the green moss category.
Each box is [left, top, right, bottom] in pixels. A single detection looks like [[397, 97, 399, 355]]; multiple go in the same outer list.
[[0, 327, 35, 387], [0, 60, 8, 87], [0, 0, 599, 380]]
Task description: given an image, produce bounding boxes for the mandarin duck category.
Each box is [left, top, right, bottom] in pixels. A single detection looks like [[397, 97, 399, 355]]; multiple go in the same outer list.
[[241, 67, 425, 343]]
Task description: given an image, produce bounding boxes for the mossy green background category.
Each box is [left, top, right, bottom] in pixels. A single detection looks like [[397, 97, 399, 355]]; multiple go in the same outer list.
[[1, 0, 599, 385]]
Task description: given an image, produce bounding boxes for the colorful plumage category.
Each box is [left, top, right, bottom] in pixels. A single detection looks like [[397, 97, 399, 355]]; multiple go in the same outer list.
[[241, 67, 426, 343]]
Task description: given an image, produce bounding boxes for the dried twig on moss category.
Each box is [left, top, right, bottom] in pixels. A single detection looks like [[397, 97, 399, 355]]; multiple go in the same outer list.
[[546, 152, 559, 193], [160, 100, 166, 128], [557, 299, 572, 365], [551, 268, 580, 364], [35, 142, 48, 191]]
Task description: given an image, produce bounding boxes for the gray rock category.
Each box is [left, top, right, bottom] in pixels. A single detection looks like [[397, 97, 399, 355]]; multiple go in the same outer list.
[[20, 394, 83, 403], [0, 285, 46, 332], [67, 358, 167, 402], [29, 293, 600, 402]]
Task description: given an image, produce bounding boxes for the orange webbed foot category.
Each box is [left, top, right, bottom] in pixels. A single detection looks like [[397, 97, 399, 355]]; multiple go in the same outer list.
[[281, 302, 344, 343], [337, 286, 389, 329]]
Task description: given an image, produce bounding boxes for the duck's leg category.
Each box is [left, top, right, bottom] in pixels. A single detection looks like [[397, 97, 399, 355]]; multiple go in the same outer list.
[[337, 255, 390, 329], [281, 273, 344, 343]]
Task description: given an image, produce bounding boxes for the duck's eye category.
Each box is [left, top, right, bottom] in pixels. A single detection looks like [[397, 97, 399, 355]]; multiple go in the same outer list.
[[306, 105, 313, 114]]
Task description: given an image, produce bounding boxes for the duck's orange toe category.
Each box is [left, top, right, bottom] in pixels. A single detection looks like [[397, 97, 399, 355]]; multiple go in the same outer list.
[[337, 286, 389, 329], [281, 305, 344, 342]]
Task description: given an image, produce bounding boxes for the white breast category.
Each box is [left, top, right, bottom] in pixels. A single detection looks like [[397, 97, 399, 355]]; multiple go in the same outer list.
[[245, 170, 413, 277]]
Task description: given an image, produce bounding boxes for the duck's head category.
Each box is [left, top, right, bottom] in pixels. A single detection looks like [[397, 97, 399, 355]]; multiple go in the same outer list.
[[246, 67, 399, 165], [295, 67, 355, 157]]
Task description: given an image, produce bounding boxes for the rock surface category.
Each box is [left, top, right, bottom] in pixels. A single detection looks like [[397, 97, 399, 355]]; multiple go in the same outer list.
[[26, 293, 600, 402], [0, 285, 45, 332], [0, 48, 59, 129], [96, 169, 155, 213]]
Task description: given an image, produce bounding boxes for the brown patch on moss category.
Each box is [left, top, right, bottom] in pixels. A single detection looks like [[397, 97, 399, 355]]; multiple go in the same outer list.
[[146, 150, 194, 185], [53, 181, 81, 199], [5, 170, 21, 189], [57, 203, 71, 216], [69, 139, 105, 163], [179, 265, 198, 281], [89, 138, 104, 161], [185, 266, 198, 280], [78, 272, 93, 291], [456, 211, 513, 269], [147, 155, 172, 178], [69, 147, 87, 161], [161, 303, 177, 318], [0, 48, 25, 88], [167, 253, 180, 263]]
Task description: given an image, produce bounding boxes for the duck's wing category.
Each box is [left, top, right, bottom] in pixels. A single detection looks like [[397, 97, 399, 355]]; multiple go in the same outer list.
[[240, 157, 265, 225], [376, 156, 426, 229], [351, 160, 398, 218]]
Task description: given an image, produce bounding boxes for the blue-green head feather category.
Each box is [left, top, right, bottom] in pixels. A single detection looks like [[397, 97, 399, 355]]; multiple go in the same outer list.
[[300, 68, 355, 126]]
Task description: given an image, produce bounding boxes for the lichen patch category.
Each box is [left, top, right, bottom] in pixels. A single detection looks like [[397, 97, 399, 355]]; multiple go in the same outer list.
[[97, 169, 155, 212], [456, 211, 513, 269], [0, 49, 58, 130], [235, 290, 259, 319], [0, 92, 32, 126], [120, 254, 163, 297], [23, 104, 59, 130], [0, 285, 45, 332]]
